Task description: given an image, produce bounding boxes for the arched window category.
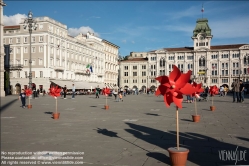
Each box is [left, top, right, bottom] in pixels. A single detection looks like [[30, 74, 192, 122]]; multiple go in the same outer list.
[[199, 56, 206, 67]]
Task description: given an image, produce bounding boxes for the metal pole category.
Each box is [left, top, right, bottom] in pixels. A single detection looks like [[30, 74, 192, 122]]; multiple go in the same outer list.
[[29, 27, 32, 89]]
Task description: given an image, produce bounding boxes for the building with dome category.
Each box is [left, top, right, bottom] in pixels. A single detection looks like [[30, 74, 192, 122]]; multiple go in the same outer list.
[[119, 18, 249, 91]]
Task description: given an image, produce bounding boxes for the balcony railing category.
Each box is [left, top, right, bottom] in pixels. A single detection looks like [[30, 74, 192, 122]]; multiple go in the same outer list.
[[54, 66, 64, 71], [4, 64, 23, 70]]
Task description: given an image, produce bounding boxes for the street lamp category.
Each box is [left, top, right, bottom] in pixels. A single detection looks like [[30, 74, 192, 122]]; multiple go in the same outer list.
[[23, 11, 37, 89]]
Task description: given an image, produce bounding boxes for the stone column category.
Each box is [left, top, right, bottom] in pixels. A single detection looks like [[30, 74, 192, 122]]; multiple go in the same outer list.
[[0, 0, 6, 97]]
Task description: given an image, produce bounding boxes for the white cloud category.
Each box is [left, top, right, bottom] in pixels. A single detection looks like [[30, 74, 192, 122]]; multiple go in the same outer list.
[[210, 16, 249, 39], [121, 39, 127, 43], [3, 13, 27, 26], [68, 26, 100, 37], [131, 41, 135, 44]]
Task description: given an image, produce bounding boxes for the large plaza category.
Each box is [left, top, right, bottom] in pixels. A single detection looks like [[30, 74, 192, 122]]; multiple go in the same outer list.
[[1, 93, 249, 166]]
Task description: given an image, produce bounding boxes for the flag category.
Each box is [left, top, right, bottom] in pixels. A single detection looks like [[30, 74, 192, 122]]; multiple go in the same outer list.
[[212, 65, 216, 69], [201, 7, 204, 12], [86, 64, 90, 68], [201, 4, 204, 12], [90, 65, 93, 73]]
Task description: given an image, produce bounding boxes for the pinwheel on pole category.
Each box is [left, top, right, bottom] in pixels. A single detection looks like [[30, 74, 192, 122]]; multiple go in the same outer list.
[[102, 87, 110, 110], [25, 88, 33, 109], [181, 82, 204, 122], [155, 65, 195, 165], [49, 86, 61, 119], [209, 85, 219, 111]]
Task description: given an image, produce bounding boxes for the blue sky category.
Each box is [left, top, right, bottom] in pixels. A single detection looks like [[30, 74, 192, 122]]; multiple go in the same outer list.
[[3, 1, 249, 56]]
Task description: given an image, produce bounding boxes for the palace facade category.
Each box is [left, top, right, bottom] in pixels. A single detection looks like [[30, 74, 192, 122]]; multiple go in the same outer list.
[[120, 18, 249, 91], [3, 16, 119, 94]]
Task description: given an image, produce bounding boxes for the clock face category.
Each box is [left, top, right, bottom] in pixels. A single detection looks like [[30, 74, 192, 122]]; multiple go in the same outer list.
[[200, 36, 204, 40]]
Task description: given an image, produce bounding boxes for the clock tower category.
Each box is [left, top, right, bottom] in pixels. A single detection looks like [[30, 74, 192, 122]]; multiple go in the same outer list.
[[192, 18, 213, 50]]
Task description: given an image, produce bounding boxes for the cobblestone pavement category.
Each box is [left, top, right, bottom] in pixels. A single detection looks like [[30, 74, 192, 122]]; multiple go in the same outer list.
[[1, 93, 249, 166]]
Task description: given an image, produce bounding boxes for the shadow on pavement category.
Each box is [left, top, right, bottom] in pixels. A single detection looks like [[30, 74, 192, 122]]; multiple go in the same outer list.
[[181, 119, 192, 122], [145, 113, 160, 116], [123, 123, 249, 166], [236, 136, 249, 142], [0, 99, 18, 113], [44, 112, 53, 114]]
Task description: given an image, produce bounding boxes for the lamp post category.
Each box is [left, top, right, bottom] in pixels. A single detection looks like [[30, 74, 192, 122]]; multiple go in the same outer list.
[[23, 11, 37, 89]]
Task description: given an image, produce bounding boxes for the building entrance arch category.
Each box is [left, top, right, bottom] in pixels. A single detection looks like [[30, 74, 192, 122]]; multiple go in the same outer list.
[[15, 83, 21, 94]]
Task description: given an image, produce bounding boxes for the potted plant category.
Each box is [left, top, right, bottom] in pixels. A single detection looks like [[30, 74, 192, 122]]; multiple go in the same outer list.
[[208, 85, 219, 111], [155, 65, 195, 166], [187, 82, 204, 122], [25, 88, 32, 109], [49, 86, 61, 119], [102, 87, 110, 110]]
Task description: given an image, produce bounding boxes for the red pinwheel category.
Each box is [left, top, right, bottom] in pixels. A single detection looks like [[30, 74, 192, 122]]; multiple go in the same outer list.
[[190, 82, 204, 98], [25, 88, 33, 106], [49, 86, 61, 98], [25, 88, 32, 97], [155, 65, 194, 108], [103, 87, 110, 96], [155, 65, 195, 151], [209, 85, 219, 96], [103, 87, 111, 107]]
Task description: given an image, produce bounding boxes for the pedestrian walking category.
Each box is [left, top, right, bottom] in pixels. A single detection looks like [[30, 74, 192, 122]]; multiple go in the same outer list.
[[239, 80, 245, 103], [219, 86, 224, 97], [63, 85, 67, 99], [72, 84, 76, 99], [95, 86, 100, 98], [19, 89, 26, 108], [113, 87, 118, 101], [119, 92, 123, 102], [231, 79, 240, 102]]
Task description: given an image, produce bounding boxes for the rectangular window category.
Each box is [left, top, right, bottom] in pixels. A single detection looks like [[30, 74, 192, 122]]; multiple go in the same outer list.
[[17, 48, 20, 54], [16, 38, 20, 43], [133, 72, 137, 76], [32, 37, 35, 42], [133, 66, 137, 70], [206, 42, 208, 46], [24, 47, 28, 53], [124, 66, 128, 70], [124, 72, 128, 76], [39, 59, 43, 65], [39, 46, 43, 52], [32, 47, 35, 53], [142, 71, 146, 76], [196, 43, 198, 46], [39, 36, 43, 42], [32, 60, 35, 66], [25, 71, 28, 78], [24, 60, 28, 66], [24, 37, 27, 43], [9, 38, 13, 44], [40, 71, 43, 78], [17, 71, 20, 78], [39, 24, 43, 30]]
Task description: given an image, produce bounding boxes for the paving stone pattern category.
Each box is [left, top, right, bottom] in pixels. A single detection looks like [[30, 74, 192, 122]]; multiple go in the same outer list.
[[1, 94, 249, 166]]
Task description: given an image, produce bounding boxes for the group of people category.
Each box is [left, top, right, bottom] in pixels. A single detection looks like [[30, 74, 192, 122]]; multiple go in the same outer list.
[[231, 79, 245, 103]]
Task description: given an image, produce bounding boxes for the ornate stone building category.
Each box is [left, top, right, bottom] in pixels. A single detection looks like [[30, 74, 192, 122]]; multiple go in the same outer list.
[[3, 16, 119, 94], [120, 18, 249, 91], [0, 0, 6, 97]]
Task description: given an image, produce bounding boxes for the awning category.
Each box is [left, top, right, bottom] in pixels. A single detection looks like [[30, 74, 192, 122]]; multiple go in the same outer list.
[[74, 81, 91, 89], [50, 80, 73, 88]]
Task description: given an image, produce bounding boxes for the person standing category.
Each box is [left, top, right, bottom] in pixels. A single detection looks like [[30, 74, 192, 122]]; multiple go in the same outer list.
[[113, 87, 118, 101], [95, 86, 100, 98], [63, 85, 67, 99], [219, 86, 224, 97], [224, 86, 228, 96], [119, 92, 123, 102], [231, 79, 240, 102], [19, 89, 26, 108], [72, 84, 76, 99], [239, 80, 245, 103]]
